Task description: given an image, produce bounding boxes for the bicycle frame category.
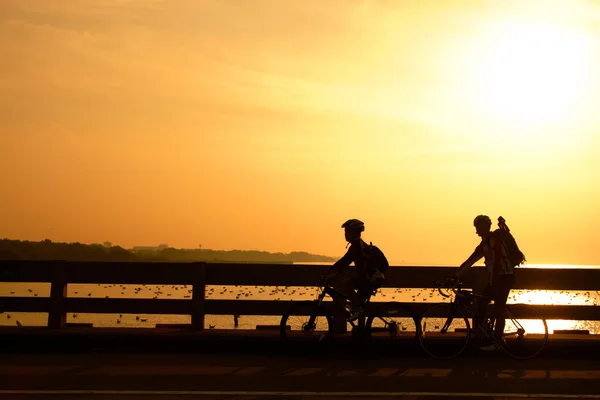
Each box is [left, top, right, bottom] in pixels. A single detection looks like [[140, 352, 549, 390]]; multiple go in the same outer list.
[[437, 282, 526, 340], [297, 279, 339, 332], [314, 278, 349, 307], [438, 302, 468, 334], [493, 308, 526, 339], [420, 279, 549, 359], [304, 278, 381, 332]]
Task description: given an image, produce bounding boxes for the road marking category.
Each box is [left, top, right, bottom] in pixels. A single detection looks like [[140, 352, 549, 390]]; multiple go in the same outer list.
[[0, 391, 598, 398], [497, 369, 549, 379], [283, 368, 323, 376], [234, 366, 265, 376], [368, 368, 399, 377], [552, 370, 600, 379], [400, 368, 452, 377]]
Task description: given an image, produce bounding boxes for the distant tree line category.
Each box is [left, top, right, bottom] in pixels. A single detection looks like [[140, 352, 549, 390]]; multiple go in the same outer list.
[[0, 239, 336, 263]]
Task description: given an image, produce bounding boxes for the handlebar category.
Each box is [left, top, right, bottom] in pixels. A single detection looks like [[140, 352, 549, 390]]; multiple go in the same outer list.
[[433, 277, 463, 298]]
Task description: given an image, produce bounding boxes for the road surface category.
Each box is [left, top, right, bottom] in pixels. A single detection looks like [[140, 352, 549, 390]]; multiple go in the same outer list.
[[1, 352, 599, 399]]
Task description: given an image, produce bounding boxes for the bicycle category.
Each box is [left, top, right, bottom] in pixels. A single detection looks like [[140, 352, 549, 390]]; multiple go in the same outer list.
[[279, 273, 416, 342], [418, 278, 548, 360]]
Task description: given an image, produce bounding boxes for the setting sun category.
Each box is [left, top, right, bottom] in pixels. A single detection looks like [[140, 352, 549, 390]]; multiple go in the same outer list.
[[470, 19, 592, 127]]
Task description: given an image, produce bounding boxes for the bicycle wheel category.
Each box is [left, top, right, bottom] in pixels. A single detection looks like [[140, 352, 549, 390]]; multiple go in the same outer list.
[[280, 303, 333, 342], [419, 303, 470, 359], [501, 303, 548, 360], [366, 302, 417, 340]]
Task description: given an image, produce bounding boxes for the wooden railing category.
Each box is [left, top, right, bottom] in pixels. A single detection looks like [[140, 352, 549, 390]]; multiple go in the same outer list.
[[1, 260, 599, 330]]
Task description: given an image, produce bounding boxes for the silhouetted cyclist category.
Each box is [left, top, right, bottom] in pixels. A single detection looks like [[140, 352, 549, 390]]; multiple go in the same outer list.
[[454, 214, 516, 351], [326, 219, 387, 331]]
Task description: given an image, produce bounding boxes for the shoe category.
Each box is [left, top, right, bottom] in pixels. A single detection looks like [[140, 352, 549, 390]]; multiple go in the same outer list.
[[479, 339, 504, 351], [346, 306, 364, 322], [479, 343, 500, 351]]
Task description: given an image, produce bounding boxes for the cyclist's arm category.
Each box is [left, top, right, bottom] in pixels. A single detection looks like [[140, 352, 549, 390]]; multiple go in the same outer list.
[[456, 244, 483, 278], [330, 249, 353, 274]]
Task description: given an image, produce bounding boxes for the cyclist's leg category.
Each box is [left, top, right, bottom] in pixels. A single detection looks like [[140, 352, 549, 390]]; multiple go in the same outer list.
[[330, 268, 360, 305], [329, 268, 359, 332], [356, 279, 380, 305], [491, 274, 516, 343], [473, 283, 492, 336], [354, 278, 367, 304]]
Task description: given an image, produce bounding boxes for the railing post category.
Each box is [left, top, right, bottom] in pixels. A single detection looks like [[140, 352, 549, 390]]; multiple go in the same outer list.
[[48, 260, 67, 329], [191, 262, 207, 330]]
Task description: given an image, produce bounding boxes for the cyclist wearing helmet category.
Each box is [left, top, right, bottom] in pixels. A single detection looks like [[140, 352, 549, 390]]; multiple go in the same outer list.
[[455, 214, 516, 351], [326, 219, 386, 327]]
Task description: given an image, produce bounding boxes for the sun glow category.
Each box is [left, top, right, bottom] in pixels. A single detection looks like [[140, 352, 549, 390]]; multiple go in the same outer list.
[[470, 20, 593, 127]]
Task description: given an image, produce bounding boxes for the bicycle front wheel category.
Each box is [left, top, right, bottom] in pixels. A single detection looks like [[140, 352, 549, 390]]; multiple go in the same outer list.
[[366, 302, 417, 340], [419, 303, 470, 359], [280, 303, 333, 342], [501, 304, 548, 360]]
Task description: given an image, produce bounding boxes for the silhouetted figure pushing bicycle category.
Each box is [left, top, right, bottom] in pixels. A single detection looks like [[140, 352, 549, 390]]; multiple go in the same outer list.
[[455, 214, 523, 350]]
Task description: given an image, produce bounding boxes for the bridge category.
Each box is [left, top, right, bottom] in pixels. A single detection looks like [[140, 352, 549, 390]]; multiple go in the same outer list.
[[1, 261, 599, 398]]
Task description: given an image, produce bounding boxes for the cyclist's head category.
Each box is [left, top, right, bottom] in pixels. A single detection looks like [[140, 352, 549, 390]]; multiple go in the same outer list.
[[341, 219, 364, 242], [473, 214, 492, 238]]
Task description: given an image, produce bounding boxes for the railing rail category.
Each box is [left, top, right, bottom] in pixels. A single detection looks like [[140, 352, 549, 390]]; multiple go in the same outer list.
[[1, 260, 599, 329]]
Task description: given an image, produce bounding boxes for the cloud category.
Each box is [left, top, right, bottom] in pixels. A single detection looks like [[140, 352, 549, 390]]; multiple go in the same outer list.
[[0, 1, 382, 120]]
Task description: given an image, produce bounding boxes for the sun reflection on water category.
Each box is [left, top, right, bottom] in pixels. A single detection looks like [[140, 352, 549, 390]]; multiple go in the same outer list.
[[509, 289, 600, 334]]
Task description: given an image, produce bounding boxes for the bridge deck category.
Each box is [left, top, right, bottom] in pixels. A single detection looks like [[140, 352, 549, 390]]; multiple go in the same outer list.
[[2, 326, 599, 359]]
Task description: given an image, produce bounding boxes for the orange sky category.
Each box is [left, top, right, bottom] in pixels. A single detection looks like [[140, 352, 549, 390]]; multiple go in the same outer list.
[[1, 0, 599, 266]]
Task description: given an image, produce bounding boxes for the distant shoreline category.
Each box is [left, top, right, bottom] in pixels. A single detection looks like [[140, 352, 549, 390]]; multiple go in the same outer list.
[[0, 239, 337, 264], [1, 239, 597, 268]]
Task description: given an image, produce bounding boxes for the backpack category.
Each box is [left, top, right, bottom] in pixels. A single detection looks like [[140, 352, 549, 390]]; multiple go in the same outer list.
[[495, 216, 526, 267], [367, 242, 389, 273]]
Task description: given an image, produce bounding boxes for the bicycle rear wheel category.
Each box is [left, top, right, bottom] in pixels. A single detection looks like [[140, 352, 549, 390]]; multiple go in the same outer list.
[[366, 302, 417, 340], [280, 303, 333, 342], [501, 304, 548, 359], [419, 303, 470, 359]]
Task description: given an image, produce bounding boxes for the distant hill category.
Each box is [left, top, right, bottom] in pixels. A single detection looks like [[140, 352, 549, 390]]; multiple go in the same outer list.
[[0, 239, 336, 263]]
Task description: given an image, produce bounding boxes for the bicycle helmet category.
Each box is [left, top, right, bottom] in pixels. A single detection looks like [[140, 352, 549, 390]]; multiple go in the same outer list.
[[341, 219, 365, 232], [473, 214, 492, 227]]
